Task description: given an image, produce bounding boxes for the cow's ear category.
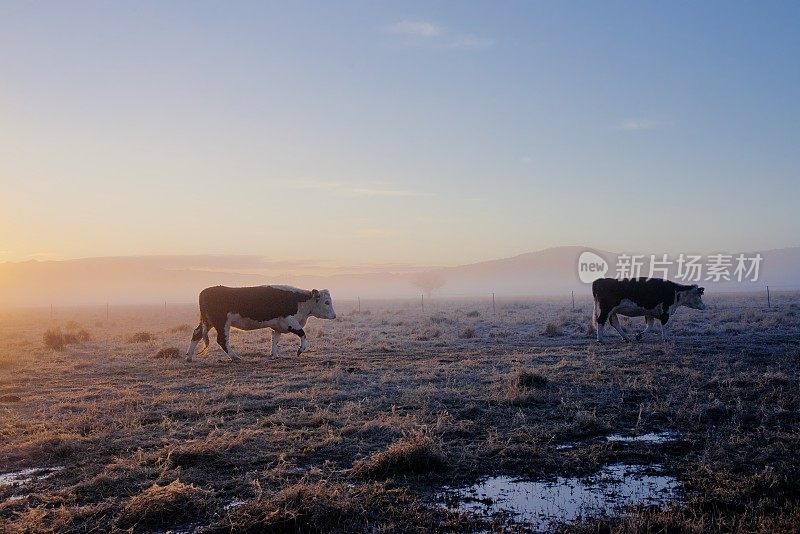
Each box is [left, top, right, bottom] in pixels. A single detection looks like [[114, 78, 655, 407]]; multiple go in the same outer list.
[[311, 289, 320, 298], [698, 287, 705, 295]]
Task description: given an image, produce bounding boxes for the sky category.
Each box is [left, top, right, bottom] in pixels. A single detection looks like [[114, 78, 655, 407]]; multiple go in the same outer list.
[[2, 1, 799, 270]]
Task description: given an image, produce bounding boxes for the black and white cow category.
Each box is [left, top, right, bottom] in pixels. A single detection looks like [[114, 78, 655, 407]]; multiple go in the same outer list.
[[592, 277, 706, 342], [186, 285, 336, 361]]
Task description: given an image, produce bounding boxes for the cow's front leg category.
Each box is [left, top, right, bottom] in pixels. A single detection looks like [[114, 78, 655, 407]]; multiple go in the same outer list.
[[659, 314, 671, 342], [271, 331, 281, 357], [286, 318, 307, 356], [609, 313, 630, 342], [636, 316, 654, 341]]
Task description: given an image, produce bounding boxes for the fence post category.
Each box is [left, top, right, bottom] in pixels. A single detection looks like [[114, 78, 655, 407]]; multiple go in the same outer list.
[[358, 296, 361, 313], [767, 286, 771, 309], [50, 303, 53, 322], [421, 294, 424, 311], [571, 290, 575, 311], [492, 292, 496, 314]]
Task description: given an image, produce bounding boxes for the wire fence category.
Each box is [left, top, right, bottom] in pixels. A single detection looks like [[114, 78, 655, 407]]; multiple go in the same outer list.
[[36, 285, 800, 326]]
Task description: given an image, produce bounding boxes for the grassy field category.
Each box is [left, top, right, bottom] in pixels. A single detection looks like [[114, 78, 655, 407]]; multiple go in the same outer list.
[[1, 292, 799, 532]]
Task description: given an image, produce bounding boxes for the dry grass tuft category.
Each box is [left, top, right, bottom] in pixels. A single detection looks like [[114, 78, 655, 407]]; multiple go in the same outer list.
[[116, 480, 214, 530], [459, 327, 476, 339], [43, 328, 66, 351], [43, 328, 91, 350], [541, 321, 563, 337], [210, 480, 458, 533], [515, 370, 548, 389], [168, 324, 193, 334], [493, 370, 547, 406], [351, 435, 445, 478], [154, 347, 181, 359], [127, 332, 153, 343]]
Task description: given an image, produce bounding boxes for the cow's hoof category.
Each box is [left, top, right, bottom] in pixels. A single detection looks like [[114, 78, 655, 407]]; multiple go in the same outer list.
[[623, 338, 630, 343], [185, 356, 193, 362], [296, 349, 303, 356], [635, 333, 643, 342]]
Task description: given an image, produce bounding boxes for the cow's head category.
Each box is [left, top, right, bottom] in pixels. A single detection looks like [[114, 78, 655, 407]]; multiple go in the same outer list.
[[309, 289, 336, 319], [678, 285, 707, 310]]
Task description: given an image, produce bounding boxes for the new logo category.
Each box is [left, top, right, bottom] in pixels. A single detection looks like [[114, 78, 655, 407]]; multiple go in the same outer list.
[[577, 251, 609, 284]]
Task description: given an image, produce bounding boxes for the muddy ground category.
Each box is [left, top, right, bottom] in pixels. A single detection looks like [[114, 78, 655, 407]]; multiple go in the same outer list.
[[1, 292, 799, 532]]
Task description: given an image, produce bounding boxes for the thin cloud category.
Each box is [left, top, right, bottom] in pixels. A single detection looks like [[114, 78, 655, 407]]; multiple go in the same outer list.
[[386, 20, 443, 37], [385, 20, 492, 50]]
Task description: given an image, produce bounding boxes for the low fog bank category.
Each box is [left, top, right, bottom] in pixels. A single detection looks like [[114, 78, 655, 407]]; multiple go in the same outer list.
[[2, 246, 799, 307]]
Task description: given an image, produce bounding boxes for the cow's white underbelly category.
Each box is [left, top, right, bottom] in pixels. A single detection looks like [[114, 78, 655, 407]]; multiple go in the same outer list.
[[227, 313, 290, 332], [611, 299, 662, 318]]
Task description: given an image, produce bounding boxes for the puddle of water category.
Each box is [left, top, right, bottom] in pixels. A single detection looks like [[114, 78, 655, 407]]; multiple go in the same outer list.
[[606, 431, 679, 444], [439, 463, 680, 531], [555, 430, 678, 450], [0, 466, 64, 488]]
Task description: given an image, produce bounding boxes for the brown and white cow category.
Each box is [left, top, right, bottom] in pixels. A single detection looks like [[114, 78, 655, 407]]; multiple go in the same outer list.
[[592, 277, 706, 342], [186, 285, 336, 361]]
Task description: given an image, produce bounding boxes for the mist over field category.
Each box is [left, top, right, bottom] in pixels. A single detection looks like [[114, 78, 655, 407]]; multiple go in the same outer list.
[[2, 246, 800, 306]]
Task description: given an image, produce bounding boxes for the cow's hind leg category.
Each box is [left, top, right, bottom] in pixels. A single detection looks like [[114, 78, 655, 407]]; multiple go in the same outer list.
[[659, 314, 671, 342], [596, 303, 609, 343], [186, 323, 203, 361], [198, 322, 210, 354], [216, 322, 240, 362], [271, 331, 281, 357], [609, 313, 630, 342], [636, 316, 655, 341]]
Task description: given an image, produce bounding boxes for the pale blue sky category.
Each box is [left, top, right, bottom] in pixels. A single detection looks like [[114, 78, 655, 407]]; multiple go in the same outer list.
[[2, 1, 798, 269]]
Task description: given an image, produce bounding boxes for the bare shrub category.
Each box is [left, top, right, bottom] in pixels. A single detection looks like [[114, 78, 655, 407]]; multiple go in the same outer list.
[[430, 314, 452, 325], [466, 310, 480, 317], [75, 329, 92, 342], [127, 332, 153, 343], [168, 324, 192, 334], [459, 327, 476, 339], [44, 329, 65, 351], [154, 347, 181, 359], [541, 322, 562, 337], [515, 370, 548, 389], [351, 435, 445, 478], [43, 328, 89, 350], [494, 370, 546, 405], [116, 480, 214, 529]]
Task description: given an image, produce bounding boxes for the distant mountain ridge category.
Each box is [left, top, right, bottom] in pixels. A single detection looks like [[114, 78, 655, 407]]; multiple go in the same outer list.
[[1, 246, 798, 306]]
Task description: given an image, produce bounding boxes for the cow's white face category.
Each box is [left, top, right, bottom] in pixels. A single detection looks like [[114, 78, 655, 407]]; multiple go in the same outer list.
[[678, 285, 706, 310], [309, 289, 336, 319]]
